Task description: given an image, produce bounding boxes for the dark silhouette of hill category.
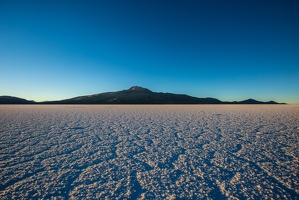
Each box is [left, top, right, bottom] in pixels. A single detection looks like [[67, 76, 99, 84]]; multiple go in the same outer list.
[[44, 86, 223, 104], [0, 96, 35, 104], [237, 98, 282, 104], [41, 86, 282, 104], [1, 86, 283, 104]]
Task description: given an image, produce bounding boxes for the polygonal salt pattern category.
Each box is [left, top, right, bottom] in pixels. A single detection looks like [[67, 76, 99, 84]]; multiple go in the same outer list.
[[0, 105, 298, 199]]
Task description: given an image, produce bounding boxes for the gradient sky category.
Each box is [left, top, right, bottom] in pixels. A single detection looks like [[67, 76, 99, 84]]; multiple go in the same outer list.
[[1, 0, 299, 103]]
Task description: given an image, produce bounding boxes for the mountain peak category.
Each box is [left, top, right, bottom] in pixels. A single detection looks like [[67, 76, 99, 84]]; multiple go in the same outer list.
[[239, 98, 279, 104], [128, 86, 152, 93]]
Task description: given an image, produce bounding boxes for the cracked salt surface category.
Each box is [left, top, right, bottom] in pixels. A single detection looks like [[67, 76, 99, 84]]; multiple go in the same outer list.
[[0, 105, 299, 199]]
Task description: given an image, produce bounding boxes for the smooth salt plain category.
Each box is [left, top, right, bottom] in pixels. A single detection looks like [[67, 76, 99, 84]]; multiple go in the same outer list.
[[0, 105, 299, 199]]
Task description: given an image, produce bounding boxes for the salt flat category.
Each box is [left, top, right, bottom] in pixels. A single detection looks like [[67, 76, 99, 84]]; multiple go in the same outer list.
[[0, 105, 299, 199]]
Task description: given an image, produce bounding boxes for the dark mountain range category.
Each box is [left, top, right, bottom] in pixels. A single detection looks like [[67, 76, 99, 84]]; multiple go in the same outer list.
[[0, 96, 35, 104], [43, 86, 223, 104], [1, 86, 283, 104], [237, 98, 280, 104], [42, 86, 282, 104]]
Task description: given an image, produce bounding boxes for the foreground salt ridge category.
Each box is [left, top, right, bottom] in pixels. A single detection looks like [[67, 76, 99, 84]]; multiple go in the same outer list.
[[0, 105, 299, 199]]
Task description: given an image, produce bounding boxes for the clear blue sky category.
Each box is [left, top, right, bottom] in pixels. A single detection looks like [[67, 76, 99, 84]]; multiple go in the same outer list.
[[1, 0, 298, 103]]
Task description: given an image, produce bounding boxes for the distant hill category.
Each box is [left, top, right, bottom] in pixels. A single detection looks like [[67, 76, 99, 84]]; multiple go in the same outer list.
[[1, 86, 283, 104], [42, 86, 282, 104], [237, 98, 281, 104], [0, 96, 35, 104], [43, 86, 223, 104]]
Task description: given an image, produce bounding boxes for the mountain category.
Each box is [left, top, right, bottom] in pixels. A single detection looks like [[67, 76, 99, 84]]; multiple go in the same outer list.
[[237, 98, 282, 104], [42, 86, 282, 104], [0, 87, 283, 104], [0, 96, 35, 104], [44, 86, 223, 104]]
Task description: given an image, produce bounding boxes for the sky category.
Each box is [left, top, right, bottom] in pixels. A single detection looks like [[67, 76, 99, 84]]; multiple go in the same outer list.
[[1, 0, 299, 103]]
